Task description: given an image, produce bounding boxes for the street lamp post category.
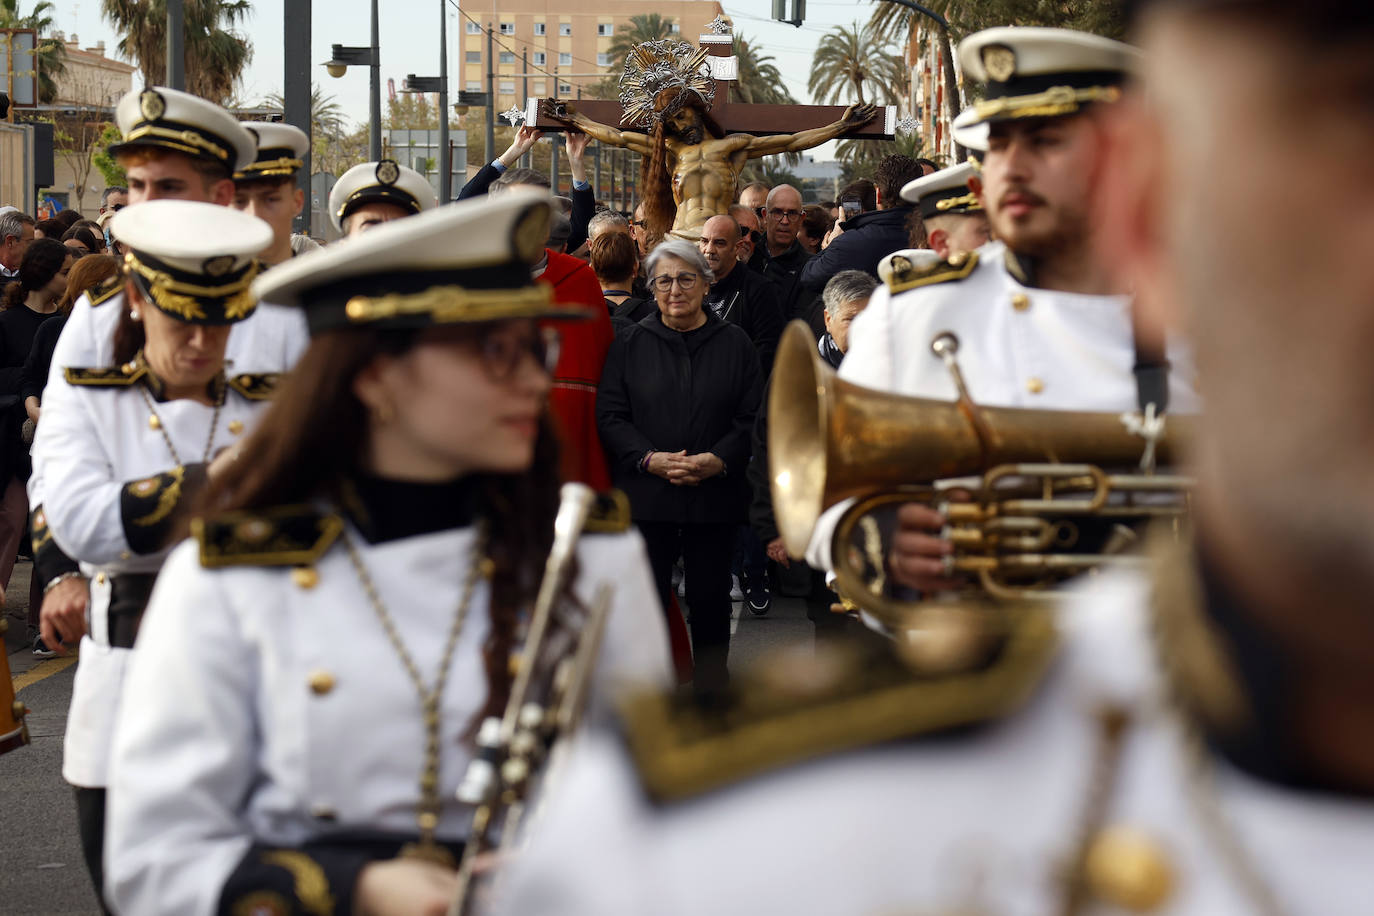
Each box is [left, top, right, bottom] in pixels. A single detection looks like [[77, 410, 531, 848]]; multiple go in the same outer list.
[[399, 0, 453, 202], [323, 0, 381, 161]]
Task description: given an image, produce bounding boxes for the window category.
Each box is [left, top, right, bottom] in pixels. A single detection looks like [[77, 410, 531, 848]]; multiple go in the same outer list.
[[533, 80, 547, 94], [597, 23, 614, 36], [499, 22, 514, 35], [499, 51, 515, 64], [559, 23, 571, 36], [466, 22, 481, 34], [533, 51, 546, 66], [596, 53, 611, 67], [534, 22, 546, 36], [465, 51, 481, 63], [499, 80, 515, 95], [558, 52, 572, 66], [465, 81, 481, 92], [669, 22, 680, 34], [559, 82, 572, 95]]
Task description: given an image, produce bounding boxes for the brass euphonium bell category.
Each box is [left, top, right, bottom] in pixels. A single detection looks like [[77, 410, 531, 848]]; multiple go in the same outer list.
[[768, 321, 1191, 563]]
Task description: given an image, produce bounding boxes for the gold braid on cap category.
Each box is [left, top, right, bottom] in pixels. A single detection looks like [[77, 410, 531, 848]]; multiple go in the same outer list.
[[618, 40, 715, 128], [124, 252, 259, 322]]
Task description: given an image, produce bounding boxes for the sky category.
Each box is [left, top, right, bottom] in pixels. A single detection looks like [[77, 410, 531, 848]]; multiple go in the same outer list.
[[56, 0, 880, 159]]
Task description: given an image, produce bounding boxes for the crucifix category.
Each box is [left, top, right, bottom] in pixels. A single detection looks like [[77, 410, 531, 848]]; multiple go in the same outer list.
[[520, 17, 898, 243]]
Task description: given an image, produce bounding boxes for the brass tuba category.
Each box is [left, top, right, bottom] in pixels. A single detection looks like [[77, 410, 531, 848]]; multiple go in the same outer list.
[[768, 322, 1192, 622]]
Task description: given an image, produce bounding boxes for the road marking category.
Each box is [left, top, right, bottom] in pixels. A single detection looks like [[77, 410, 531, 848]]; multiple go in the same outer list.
[[12, 655, 78, 693]]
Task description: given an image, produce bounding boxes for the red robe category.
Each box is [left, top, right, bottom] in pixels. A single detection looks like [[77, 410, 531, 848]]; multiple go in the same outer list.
[[537, 249, 612, 489]]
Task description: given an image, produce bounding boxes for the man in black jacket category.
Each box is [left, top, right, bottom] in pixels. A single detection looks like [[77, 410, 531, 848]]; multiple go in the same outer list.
[[698, 215, 785, 375], [760, 184, 812, 321], [798, 155, 927, 306]]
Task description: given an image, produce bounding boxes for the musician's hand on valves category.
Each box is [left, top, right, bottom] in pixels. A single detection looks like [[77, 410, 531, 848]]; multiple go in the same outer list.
[[39, 576, 88, 655], [354, 858, 458, 916], [888, 503, 964, 592]]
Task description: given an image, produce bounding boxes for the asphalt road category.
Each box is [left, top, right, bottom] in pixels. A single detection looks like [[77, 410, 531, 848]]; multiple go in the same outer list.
[[1, 557, 825, 915], [2, 559, 104, 915]]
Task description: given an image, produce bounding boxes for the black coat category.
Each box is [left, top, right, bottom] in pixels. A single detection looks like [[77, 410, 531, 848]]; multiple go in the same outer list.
[[798, 206, 915, 300], [597, 310, 761, 525], [703, 262, 784, 375], [760, 240, 812, 322]]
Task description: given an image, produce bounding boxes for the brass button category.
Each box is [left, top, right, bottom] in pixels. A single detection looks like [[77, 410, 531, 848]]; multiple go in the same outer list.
[[147, 413, 161, 430], [96, 572, 107, 585], [121, 362, 136, 375], [308, 670, 336, 695], [1026, 376, 1045, 394], [1084, 825, 1175, 911], [120, 551, 130, 560], [1011, 293, 1031, 312], [292, 567, 319, 589], [227, 419, 244, 435]]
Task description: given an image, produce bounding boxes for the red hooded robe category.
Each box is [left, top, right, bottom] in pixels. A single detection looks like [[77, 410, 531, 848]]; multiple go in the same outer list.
[[537, 248, 613, 489]]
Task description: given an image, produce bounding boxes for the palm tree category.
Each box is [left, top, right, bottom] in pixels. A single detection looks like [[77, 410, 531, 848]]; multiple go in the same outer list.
[[0, 0, 66, 103], [808, 22, 904, 107], [732, 32, 796, 107], [101, 0, 252, 103], [836, 130, 939, 185], [591, 13, 677, 98], [263, 85, 347, 140]]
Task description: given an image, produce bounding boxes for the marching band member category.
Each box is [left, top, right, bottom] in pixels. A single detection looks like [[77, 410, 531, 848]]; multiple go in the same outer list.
[[33, 89, 312, 673], [104, 192, 671, 916], [495, 9, 1374, 914], [328, 158, 438, 237], [804, 28, 1202, 587], [230, 122, 313, 267], [31, 201, 279, 906]]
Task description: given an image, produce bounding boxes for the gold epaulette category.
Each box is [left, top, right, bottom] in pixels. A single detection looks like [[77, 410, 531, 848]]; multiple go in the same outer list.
[[193, 505, 343, 568], [227, 372, 282, 401], [619, 605, 1057, 803], [88, 275, 124, 306], [584, 489, 631, 534], [879, 249, 979, 295], [63, 365, 144, 387]]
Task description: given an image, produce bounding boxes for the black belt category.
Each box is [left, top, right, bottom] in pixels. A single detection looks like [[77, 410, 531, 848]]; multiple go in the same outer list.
[[106, 573, 157, 649]]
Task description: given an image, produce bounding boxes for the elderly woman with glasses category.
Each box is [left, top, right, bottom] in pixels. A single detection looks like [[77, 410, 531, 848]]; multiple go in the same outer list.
[[596, 239, 762, 692]]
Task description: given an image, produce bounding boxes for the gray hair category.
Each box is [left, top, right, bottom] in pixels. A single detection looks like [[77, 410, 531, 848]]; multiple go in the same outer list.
[[588, 209, 629, 239], [823, 270, 878, 315], [643, 239, 715, 286], [0, 209, 33, 241], [100, 186, 127, 206], [490, 167, 550, 196]]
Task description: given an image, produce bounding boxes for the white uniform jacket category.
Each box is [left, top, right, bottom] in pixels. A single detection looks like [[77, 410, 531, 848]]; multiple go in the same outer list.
[[494, 569, 1374, 916], [31, 366, 276, 789], [106, 522, 672, 916], [806, 241, 1202, 570]]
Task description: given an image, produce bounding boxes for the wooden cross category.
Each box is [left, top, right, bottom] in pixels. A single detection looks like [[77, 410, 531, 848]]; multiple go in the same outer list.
[[522, 27, 896, 141]]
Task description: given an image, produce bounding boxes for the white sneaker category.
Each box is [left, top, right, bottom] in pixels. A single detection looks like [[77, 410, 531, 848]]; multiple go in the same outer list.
[[730, 574, 744, 601]]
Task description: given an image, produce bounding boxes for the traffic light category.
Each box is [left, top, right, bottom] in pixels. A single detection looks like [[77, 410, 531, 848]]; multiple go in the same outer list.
[[772, 0, 805, 28]]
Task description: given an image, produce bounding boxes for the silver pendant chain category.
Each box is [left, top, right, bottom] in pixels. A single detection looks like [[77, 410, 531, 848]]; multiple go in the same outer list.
[[137, 380, 226, 465]]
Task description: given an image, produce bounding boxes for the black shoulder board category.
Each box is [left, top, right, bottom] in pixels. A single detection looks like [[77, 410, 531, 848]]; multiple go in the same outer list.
[[227, 372, 282, 401], [88, 275, 124, 306], [618, 605, 1057, 803], [193, 505, 343, 568], [584, 489, 631, 534], [63, 365, 142, 387], [880, 249, 979, 295]]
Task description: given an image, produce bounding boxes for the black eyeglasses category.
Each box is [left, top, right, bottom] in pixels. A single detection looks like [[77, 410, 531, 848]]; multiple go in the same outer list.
[[651, 272, 700, 293], [768, 208, 803, 222], [475, 326, 561, 381]]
